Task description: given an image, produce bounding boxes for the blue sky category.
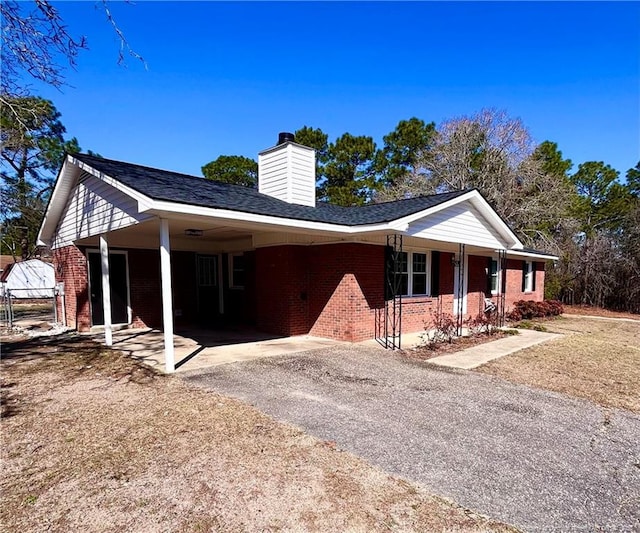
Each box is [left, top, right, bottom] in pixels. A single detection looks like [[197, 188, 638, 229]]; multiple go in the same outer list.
[[28, 1, 640, 180]]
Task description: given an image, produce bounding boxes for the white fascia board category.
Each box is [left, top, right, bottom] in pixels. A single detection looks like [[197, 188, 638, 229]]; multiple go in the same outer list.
[[507, 249, 559, 261], [392, 189, 523, 249], [37, 158, 76, 246], [395, 190, 478, 224], [148, 200, 399, 235]]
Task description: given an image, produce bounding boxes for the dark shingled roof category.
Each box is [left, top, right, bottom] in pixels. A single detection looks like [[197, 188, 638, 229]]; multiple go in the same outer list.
[[73, 153, 471, 226]]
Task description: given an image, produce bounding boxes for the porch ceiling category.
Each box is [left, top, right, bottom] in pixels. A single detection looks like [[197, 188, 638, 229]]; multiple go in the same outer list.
[[74, 216, 514, 257], [74, 217, 257, 253]]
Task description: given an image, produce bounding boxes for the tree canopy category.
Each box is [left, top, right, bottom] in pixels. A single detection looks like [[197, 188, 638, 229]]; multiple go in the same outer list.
[[625, 161, 640, 197], [0, 96, 79, 258], [201, 155, 258, 188], [375, 117, 436, 189]]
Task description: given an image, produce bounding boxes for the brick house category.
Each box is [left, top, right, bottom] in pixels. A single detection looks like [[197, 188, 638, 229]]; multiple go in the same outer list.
[[37, 133, 557, 372]]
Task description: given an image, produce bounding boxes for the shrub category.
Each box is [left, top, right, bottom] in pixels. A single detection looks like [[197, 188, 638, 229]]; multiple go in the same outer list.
[[546, 300, 564, 315], [466, 313, 495, 336], [509, 299, 564, 321], [422, 311, 458, 345], [506, 309, 522, 322]]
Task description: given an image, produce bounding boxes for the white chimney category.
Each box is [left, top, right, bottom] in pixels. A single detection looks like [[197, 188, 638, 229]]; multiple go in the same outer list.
[[258, 132, 316, 207]]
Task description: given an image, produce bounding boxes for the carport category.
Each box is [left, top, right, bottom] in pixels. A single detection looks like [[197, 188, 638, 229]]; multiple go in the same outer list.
[[103, 326, 346, 373]]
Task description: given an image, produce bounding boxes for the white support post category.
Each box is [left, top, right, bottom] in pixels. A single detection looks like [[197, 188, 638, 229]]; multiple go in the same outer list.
[[99, 235, 113, 346], [159, 219, 175, 373]]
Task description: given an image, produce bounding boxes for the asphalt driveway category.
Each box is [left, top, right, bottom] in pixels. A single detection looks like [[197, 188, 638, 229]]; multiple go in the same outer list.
[[184, 345, 640, 532]]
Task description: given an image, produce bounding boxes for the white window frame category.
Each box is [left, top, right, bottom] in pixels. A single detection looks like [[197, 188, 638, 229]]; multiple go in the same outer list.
[[399, 250, 431, 297], [524, 261, 534, 293], [228, 252, 245, 290], [490, 258, 500, 295]]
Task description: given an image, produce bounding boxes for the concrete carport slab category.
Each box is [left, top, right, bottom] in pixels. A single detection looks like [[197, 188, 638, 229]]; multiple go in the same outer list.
[[94, 327, 347, 373]]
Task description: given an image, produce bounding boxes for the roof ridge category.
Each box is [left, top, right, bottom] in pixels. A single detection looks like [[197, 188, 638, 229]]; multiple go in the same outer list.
[[367, 188, 473, 208], [72, 153, 254, 192]]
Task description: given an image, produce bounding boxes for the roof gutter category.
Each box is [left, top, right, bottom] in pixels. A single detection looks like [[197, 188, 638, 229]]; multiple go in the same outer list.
[[506, 249, 559, 261], [149, 201, 407, 235]]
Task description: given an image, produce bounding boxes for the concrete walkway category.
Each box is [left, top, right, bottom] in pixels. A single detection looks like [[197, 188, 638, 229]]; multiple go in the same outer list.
[[426, 329, 562, 369]]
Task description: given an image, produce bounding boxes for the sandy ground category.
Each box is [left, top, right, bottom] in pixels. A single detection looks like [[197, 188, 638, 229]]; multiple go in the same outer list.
[[1, 336, 515, 532]]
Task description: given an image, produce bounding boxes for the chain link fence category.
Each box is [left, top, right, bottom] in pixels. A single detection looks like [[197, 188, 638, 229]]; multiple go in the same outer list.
[[1, 288, 60, 331]]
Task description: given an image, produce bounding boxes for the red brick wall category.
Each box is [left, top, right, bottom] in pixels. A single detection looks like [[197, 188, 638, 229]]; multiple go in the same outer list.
[[503, 259, 545, 309], [243, 251, 257, 324], [466, 255, 490, 317], [255, 246, 309, 336], [253, 245, 507, 342], [255, 243, 385, 342], [254, 246, 546, 342], [53, 245, 90, 331], [307, 243, 385, 342]]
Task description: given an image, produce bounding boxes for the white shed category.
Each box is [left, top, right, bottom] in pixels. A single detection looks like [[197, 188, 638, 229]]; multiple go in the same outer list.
[[0, 259, 55, 299]]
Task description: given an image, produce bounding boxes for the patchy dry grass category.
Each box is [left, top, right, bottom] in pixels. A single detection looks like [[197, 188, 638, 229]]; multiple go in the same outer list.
[[1, 335, 515, 533], [477, 316, 640, 413], [563, 304, 640, 320]]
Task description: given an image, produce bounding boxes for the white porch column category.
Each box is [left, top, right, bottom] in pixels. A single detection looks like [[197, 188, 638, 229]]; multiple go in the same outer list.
[[159, 218, 175, 373], [99, 235, 113, 346]]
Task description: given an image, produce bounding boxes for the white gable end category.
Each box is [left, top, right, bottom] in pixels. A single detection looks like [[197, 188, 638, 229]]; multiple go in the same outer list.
[[52, 172, 152, 248], [407, 201, 506, 249]]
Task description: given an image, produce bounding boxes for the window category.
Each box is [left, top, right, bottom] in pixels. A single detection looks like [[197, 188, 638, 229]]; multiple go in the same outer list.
[[412, 253, 428, 295], [489, 259, 499, 294], [197, 255, 217, 287], [397, 251, 429, 297], [523, 261, 535, 293], [229, 253, 245, 289]]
